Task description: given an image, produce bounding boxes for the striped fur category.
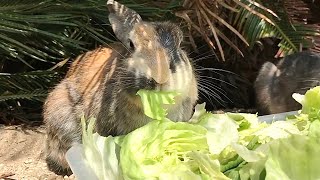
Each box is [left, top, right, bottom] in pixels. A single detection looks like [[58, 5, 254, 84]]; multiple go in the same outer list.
[[254, 51, 320, 115], [43, 0, 198, 176]]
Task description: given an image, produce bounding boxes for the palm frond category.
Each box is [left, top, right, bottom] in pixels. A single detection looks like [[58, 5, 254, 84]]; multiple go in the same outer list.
[[0, 1, 101, 67], [0, 70, 62, 102], [175, 0, 319, 60], [0, 0, 170, 68], [175, 0, 280, 61], [0, 90, 48, 102], [232, 0, 320, 56]]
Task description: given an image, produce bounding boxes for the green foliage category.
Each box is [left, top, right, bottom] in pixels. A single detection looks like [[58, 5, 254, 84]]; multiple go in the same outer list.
[[0, 71, 61, 102], [176, 0, 319, 61], [232, 0, 319, 56], [0, 0, 105, 66]]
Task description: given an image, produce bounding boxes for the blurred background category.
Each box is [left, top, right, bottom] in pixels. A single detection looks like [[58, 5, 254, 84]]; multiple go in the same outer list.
[[0, 0, 319, 125]]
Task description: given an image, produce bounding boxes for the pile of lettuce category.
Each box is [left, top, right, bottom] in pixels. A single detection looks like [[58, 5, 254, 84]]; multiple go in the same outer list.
[[80, 86, 320, 180]]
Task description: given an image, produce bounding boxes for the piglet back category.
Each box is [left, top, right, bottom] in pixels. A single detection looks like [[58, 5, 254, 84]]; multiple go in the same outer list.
[[64, 43, 127, 103], [43, 43, 127, 175], [254, 51, 320, 115]]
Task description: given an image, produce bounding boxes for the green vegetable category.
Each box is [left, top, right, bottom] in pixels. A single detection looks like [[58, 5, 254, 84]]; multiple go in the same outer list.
[[293, 86, 320, 121], [308, 119, 320, 138], [196, 113, 239, 155], [136, 89, 180, 120], [239, 126, 320, 180], [81, 116, 123, 180], [81, 87, 320, 180], [119, 120, 212, 179], [265, 133, 320, 180], [238, 87, 320, 180]]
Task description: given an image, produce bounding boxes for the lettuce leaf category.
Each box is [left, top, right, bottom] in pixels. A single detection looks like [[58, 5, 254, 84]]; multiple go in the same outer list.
[[81, 116, 123, 180], [118, 120, 219, 179], [80, 86, 320, 180], [238, 86, 320, 180], [293, 86, 320, 121], [239, 131, 320, 180], [195, 113, 239, 155], [136, 89, 180, 120], [264, 134, 320, 180], [308, 120, 320, 138]]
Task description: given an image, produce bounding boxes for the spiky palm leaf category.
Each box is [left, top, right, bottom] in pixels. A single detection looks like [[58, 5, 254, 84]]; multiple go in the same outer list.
[[0, 0, 169, 68], [0, 0, 108, 68], [232, 0, 320, 57], [175, 0, 319, 61], [174, 0, 277, 61], [0, 70, 62, 123], [0, 71, 62, 102]]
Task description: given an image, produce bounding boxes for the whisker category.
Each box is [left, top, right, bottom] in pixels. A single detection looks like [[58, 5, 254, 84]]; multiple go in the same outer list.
[[188, 49, 211, 59], [192, 53, 217, 63], [299, 86, 319, 91], [199, 81, 234, 104], [197, 87, 216, 107], [298, 79, 320, 83], [198, 79, 227, 94], [187, 43, 216, 56], [194, 68, 225, 78], [198, 86, 227, 107], [198, 85, 223, 102], [195, 67, 239, 76], [198, 83, 227, 103], [197, 75, 237, 88], [198, 79, 225, 92]]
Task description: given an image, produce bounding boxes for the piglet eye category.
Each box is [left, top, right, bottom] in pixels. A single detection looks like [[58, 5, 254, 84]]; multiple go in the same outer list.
[[129, 40, 135, 50]]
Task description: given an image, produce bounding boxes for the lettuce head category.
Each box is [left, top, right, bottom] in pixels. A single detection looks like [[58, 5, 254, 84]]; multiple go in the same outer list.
[[80, 86, 320, 180]]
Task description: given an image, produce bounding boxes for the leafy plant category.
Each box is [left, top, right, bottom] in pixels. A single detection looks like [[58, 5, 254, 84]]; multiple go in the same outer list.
[[175, 0, 319, 61], [80, 86, 320, 180], [0, 71, 61, 102], [232, 0, 320, 57], [0, 0, 171, 67]]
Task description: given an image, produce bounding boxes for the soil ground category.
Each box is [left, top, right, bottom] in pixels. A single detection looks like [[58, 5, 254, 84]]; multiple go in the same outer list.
[[0, 124, 74, 180]]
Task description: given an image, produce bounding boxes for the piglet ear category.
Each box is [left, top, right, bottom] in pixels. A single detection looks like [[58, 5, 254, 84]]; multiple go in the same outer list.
[[107, 0, 142, 45]]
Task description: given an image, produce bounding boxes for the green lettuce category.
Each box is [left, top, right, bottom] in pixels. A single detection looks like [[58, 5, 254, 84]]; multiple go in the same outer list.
[[238, 87, 320, 180], [265, 133, 320, 180], [239, 125, 320, 180], [80, 87, 320, 180], [81, 116, 123, 180], [136, 89, 180, 120], [293, 86, 320, 121], [118, 120, 223, 179], [194, 113, 239, 155]]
